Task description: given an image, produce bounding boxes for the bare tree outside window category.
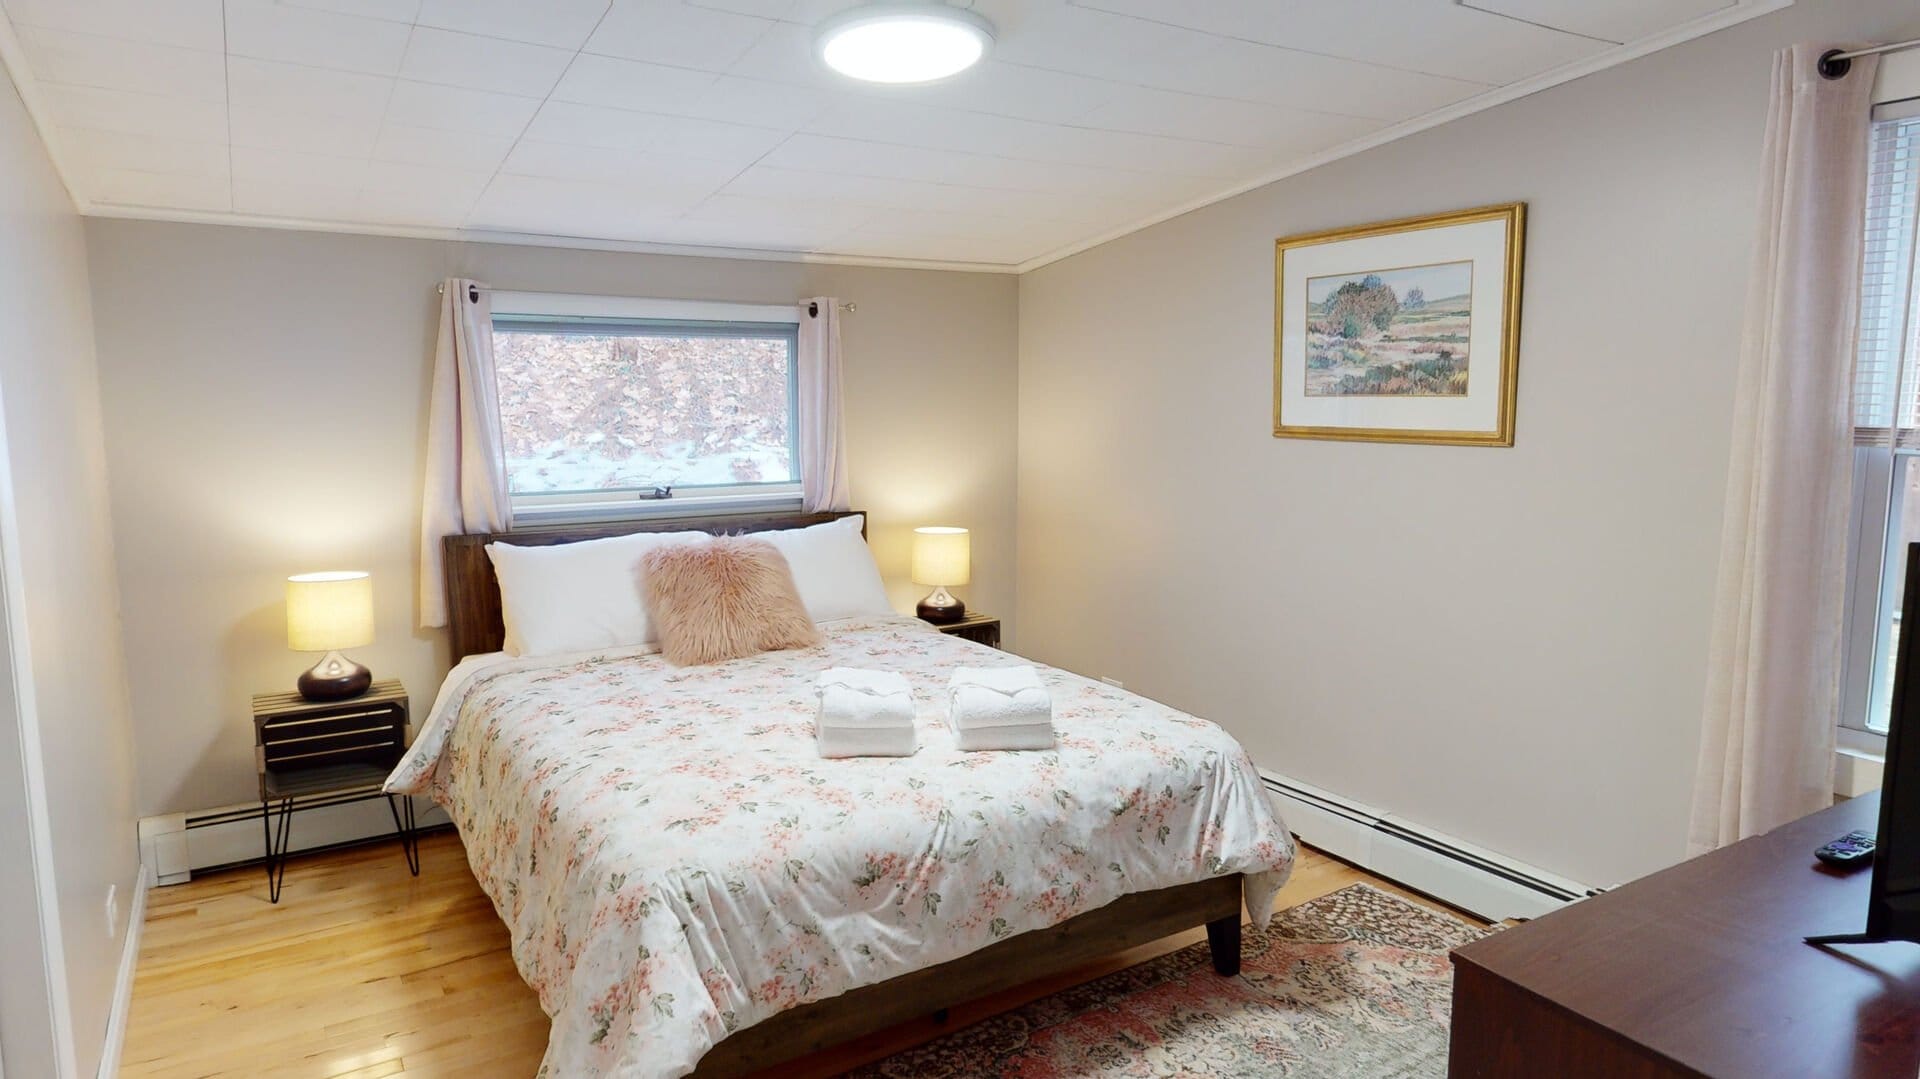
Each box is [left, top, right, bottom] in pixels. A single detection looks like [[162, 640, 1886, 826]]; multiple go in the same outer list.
[[492, 323, 798, 496]]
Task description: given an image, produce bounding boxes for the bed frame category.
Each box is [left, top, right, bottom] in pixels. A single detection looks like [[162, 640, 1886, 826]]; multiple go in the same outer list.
[[440, 509, 1247, 1077]]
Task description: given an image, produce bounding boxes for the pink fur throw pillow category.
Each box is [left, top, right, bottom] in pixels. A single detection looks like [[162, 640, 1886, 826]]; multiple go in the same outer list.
[[639, 536, 823, 666]]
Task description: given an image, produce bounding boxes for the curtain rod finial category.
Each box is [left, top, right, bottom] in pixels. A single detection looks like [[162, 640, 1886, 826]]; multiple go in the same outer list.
[[1818, 47, 1853, 80]]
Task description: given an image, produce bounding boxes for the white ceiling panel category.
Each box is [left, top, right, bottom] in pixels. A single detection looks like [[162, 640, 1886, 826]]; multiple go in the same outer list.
[[15, 26, 227, 102], [357, 184, 483, 228], [0, 0, 1779, 267], [668, 75, 836, 130], [1073, 86, 1386, 151], [638, 113, 791, 167], [522, 99, 792, 169], [468, 173, 703, 236], [759, 133, 1200, 199], [227, 58, 393, 124], [61, 127, 228, 180], [233, 177, 364, 220], [229, 103, 381, 157], [550, 53, 721, 112], [586, 0, 777, 73], [91, 166, 231, 211], [501, 140, 744, 192], [985, 3, 1218, 85], [224, 0, 412, 76], [363, 160, 494, 205], [39, 83, 227, 143], [400, 27, 576, 97], [1128, 36, 1492, 121], [804, 98, 1266, 178], [684, 192, 876, 232], [415, 0, 614, 51], [1466, 0, 1736, 44], [371, 124, 517, 173], [232, 146, 370, 190], [686, 0, 805, 19], [642, 215, 851, 252], [724, 21, 843, 89], [1074, 0, 1610, 84], [720, 162, 1193, 223], [283, 0, 423, 24], [3, 0, 223, 52], [383, 80, 544, 138], [854, 60, 1117, 125]]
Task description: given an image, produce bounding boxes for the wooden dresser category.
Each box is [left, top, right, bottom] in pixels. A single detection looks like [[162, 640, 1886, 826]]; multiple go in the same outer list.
[[1449, 793, 1920, 1077]]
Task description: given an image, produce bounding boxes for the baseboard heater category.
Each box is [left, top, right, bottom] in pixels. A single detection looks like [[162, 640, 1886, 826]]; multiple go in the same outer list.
[[1259, 770, 1593, 922], [139, 794, 448, 885]]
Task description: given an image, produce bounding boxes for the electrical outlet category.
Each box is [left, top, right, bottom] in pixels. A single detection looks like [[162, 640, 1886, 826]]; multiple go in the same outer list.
[[105, 884, 118, 939], [1100, 676, 1123, 689]]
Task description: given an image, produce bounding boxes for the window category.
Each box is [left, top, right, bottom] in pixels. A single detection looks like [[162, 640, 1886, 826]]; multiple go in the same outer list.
[[1843, 97, 1920, 736], [489, 294, 803, 519]]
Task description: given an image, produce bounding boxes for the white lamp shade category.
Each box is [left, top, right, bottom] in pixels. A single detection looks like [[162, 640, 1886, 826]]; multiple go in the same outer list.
[[911, 527, 970, 587], [286, 571, 374, 652]]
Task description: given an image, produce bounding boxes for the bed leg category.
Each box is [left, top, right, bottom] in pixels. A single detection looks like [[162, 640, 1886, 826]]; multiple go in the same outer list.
[[1205, 915, 1241, 977]]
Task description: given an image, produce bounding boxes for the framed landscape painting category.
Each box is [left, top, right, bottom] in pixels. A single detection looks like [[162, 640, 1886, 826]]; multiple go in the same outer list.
[[1273, 203, 1525, 446]]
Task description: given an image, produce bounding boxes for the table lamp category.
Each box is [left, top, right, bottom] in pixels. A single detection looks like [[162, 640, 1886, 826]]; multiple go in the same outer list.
[[912, 526, 969, 623], [287, 571, 374, 701]]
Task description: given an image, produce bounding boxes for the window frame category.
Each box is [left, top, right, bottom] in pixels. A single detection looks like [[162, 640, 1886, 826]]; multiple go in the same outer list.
[[488, 291, 806, 522], [1839, 77, 1920, 744]]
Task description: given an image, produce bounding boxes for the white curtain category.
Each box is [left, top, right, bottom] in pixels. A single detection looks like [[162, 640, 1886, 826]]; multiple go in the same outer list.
[[1689, 44, 1879, 853], [418, 278, 511, 628], [798, 297, 851, 512]]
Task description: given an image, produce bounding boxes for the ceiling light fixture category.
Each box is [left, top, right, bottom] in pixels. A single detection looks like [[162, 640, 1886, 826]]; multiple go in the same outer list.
[[816, 3, 995, 85]]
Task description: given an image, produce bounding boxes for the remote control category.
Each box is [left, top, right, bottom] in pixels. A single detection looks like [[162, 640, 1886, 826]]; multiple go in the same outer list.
[[1814, 829, 1876, 868]]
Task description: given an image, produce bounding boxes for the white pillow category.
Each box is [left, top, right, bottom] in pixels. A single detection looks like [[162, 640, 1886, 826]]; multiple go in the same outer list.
[[486, 531, 708, 657], [762, 515, 894, 623]]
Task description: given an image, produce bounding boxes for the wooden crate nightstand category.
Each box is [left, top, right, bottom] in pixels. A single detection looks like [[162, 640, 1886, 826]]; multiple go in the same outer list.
[[253, 680, 417, 902], [929, 613, 1001, 649]]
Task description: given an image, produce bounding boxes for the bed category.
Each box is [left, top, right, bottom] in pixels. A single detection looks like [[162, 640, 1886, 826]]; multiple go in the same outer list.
[[388, 511, 1295, 1078]]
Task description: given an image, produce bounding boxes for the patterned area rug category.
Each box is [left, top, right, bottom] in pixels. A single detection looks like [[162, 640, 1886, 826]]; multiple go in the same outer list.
[[847, 884, 1486, 1078]]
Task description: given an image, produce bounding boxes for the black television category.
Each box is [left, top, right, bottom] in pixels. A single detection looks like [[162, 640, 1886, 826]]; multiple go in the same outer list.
[[1809, 541, 1920, 947]]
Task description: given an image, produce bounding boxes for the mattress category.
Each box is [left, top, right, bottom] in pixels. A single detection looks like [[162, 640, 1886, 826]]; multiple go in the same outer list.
[[387, 615, 1294, 1078]]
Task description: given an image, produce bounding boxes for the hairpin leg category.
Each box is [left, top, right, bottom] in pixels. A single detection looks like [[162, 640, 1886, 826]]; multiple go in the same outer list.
[[265, 797, 292, 903], [387, 793, 420, 876]]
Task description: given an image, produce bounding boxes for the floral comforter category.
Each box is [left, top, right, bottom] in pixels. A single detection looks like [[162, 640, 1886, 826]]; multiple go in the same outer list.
[[386, 616, 1294, 1078]]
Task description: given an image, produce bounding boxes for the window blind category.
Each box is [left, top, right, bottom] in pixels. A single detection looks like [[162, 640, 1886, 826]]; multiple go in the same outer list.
[[1854, 110, 1920, 445]]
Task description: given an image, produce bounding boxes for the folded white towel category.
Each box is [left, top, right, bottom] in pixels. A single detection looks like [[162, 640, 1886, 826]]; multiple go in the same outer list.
[[947, 666, 1054, 751], [816, 667, 916, 757]]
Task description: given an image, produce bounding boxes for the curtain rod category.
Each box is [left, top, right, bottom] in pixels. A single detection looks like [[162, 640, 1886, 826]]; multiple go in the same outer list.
[[435, 281, 854, 313], [1820, 38, 1920, 80]]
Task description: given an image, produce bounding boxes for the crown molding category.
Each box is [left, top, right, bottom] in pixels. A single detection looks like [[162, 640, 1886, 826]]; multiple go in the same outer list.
[[79, 203, 1026, 274]]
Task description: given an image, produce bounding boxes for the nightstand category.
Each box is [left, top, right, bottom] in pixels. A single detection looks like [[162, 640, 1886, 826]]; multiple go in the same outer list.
[[253, 680, 417, 903], [929, 613, 1001, 649]]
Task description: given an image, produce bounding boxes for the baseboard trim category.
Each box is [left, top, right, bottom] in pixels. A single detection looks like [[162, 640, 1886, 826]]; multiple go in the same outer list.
[[139, 795, 449, 883], [95, 865, 149, 1078], [1260, 769, 1592, 922]]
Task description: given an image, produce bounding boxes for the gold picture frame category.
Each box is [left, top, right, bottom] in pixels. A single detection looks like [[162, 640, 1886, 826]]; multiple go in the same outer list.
[[1273, 202, 1525, 446]]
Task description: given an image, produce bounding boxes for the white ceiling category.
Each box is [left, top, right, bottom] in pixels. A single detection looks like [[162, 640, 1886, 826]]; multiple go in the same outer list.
[[0, 0, 1783, 270]]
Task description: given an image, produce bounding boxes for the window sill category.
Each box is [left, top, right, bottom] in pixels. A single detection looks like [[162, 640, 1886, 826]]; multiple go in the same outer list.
[[511, 491, 804, 526], [1836, 745, 1886, 798]]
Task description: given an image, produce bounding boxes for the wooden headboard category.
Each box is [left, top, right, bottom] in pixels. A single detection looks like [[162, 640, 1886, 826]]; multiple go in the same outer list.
[[443, 509, 863, 662]]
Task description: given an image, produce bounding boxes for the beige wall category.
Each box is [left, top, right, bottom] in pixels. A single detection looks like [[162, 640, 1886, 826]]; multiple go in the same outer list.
[[0, 56, 139, 1079], [1015, 0, 1920, 887], [83, 220, 1019, 817]]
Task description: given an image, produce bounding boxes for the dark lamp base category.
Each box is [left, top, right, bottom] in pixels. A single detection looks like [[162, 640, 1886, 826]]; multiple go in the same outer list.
[[917, 585, 966, 624], [298, 651, 372, 701]]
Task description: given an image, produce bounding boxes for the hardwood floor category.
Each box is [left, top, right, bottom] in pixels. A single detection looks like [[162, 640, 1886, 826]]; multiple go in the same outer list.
[[121, 831, 1478, 1079]]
